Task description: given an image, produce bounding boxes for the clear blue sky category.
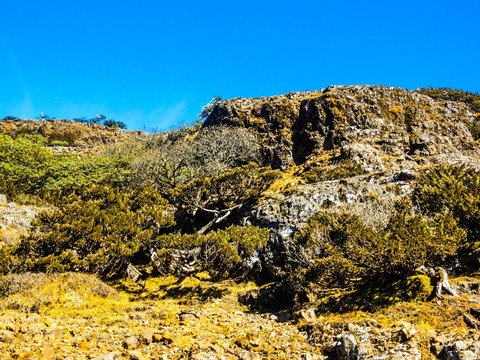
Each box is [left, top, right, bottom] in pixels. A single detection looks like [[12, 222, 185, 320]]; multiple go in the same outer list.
[[1, 0, 479, 131]]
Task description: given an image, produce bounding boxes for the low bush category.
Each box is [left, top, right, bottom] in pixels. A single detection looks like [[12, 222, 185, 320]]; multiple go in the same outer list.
[[8, 185, 174, 278], [286, 199, 465, 295], [153, 225, 269, 279], [301, 159, 364, 183], [414, 165, 480, 253], [0, 134, 132, 198]]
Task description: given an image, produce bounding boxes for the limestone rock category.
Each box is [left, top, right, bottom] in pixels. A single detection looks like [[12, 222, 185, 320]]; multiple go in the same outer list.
[[294, 308, 317, 323], [190, 351, 217, 360], [123, 336, 138, 349], [93, 353, 120, 360], [336, 332, 357, 360], [205, 85, 478, 170]]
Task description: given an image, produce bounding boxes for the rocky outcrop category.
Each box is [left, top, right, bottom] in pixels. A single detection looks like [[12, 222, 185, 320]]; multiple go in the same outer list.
[[205, 85, 478, 170], [0, 195, 41, 246], [212, 86, 480, 283]]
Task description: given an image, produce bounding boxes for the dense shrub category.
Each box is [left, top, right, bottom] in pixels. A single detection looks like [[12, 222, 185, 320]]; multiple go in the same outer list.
[[414, 165, 480, 253], [173, 164, 281, 233], [301, 159, 364, 183], [154, 225, 269, 279], [0, 135, 132, 197], [8, 185, 174, 278], [416, 87, 480, 113], [0, 135, 51, 194], [287, 199, 465, 293]]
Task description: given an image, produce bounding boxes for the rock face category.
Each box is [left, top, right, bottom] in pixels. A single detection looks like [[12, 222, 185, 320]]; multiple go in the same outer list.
[[205, 85, 478, 170], [0, 196, 41, 246], [207, 86, 480, 283]]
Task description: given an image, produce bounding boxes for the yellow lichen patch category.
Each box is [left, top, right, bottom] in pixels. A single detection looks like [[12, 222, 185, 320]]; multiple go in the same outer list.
[[262, 166, 304, 196], [390, 105, 404, 114]]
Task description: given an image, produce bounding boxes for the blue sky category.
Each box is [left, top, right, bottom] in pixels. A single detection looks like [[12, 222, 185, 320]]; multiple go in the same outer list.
[[1, 0, 479, 131]]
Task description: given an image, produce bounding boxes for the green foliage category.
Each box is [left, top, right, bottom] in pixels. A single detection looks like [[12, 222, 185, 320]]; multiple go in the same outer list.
[[155, 225, 269, 279], [0, 135, 51, 194], [174, 164, 281, 232], [9, 185, 174, 278], [0, 135, 132, 197], [288, 199, 466, 294], [416, 87, 480, 113], [379, 200, 463, 274], [414, 165, 480, 251], [43, 154, 132, 194], [103, 119, 127, 129], [198, 95, 222, 119]]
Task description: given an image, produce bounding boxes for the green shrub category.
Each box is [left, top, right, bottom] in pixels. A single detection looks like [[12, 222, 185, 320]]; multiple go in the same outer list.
[[0, 134, 132, 198], [288, 199, 466, 294], [10, 185, 174, 278], [173, 164, 281, 233], [0, 135, 51, 194], [302, 159, 364, 183], [414, 165, 480, 250], [154, 225, 269, 279], [416, 87, 480, 113]]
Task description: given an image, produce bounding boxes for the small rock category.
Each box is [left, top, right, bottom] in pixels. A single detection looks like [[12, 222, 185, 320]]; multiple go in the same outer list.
[[127, 350, 145, 360], [295, 308, 316, 323], [44, 326, 64, 339], [180, 313, 197, 321], [459, 350, 477, 360], [238, 350, 261, 360], [43, 346, 55, 360], [0, 330, 15, 343], [190, 351, 216, 360], [124, 336, 139, 349], [336, 333, 357, 360], [152, 333, 174, 345], [454, 340, 467, 351], [93, 352, 120, 360], [142, 329, 154, 344]]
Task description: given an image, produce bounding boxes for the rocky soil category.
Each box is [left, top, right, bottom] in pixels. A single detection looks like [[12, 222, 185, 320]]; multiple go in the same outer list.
[[1, 273, 480, 359]]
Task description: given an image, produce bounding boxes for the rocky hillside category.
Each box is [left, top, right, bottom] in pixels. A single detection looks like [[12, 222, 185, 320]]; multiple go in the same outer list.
[[205, 85, 479, 170], [0, 119, 148, 152], [1, 85, 480, 359]]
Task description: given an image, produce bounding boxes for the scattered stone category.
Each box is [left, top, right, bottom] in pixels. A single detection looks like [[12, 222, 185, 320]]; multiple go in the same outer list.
[[123, 336, 138, 350], [0, 330, 15, 343], [295, 308, 316, 323], [190, 351, 216, 360], [127, 350, 145, 360], [141, 329, 154, 344], [179, 313, 197, 321], [238, 350, 261, 360], [93, 352, 120, 360], [336, 333, 357, 360]]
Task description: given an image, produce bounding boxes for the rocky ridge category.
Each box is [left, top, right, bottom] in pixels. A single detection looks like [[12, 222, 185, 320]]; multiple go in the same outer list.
[[0, 119, 148, 152], [205, 85, 479, 171]]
